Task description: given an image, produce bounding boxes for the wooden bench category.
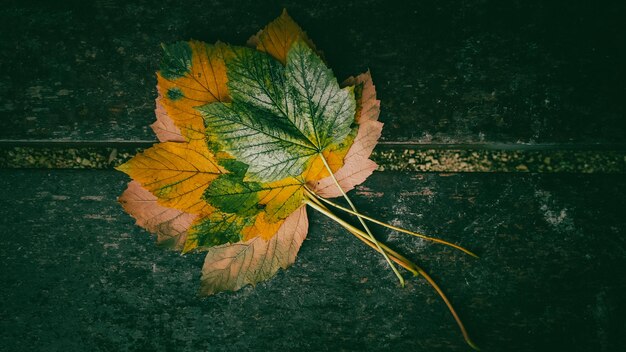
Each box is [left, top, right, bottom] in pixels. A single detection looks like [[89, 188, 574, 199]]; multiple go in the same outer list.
[[1, 1, 625, 351]]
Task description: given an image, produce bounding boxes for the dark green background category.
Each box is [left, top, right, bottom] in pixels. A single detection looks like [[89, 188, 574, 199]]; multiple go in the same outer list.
[[1, 0, 624, 144], [1, 1, 625, 351]]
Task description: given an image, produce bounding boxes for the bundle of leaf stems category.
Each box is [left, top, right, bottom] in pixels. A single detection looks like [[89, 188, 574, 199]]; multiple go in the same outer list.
[[303, 154, 480, 351]]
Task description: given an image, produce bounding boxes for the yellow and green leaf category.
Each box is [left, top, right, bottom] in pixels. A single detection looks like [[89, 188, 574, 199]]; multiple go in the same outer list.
[[183, 211, 254, 252], [247, 9, 318, 64], [117, 10, 387, 300], [183, 174, 304, 252], [116, 140, 224, 215], [199, 41, 356, 182], [157, 41, 233, 141]]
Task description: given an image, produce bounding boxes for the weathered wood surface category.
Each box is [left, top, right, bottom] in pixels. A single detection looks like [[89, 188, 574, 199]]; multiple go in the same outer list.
[[2, 144, 626, 173], [1, 170, 624, 351], [1, 0, 624, 144]]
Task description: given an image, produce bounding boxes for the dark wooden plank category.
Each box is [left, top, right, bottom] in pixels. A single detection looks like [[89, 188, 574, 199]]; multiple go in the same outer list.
[[0, 0, 624, 144], [1, 170, 625, 351]]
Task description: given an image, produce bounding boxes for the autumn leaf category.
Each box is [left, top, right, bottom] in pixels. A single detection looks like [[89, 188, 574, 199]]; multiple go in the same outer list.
[[117, 10, 479, 350], [310, 71, 383, 198], [116, 140, 223, 215], [151, 96, 185, 143], [119, 181, 195, 249], [179, 160, 306, 252], [200, 41, 355, 182], [204, 173, 304, 222], [156, 40, 232, 141], [199, 205, 308, 295], [247, 9, 319, 64]]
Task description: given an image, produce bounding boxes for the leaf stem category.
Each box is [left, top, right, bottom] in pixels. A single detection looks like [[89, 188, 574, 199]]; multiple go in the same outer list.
[[304, 197, 479, 350], [305, 188, 477, 258], [412, 265, 481, 351], [305, 197, 418, 276], [317, 153, 405, 287]]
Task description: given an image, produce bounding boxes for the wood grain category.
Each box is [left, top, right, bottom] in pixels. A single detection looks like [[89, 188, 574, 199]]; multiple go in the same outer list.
[[1, 170, 624, 351], [0, 0, 624, 144]]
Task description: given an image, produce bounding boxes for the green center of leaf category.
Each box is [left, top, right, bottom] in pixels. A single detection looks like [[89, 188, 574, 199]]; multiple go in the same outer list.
[[198, 41, 356, 183]]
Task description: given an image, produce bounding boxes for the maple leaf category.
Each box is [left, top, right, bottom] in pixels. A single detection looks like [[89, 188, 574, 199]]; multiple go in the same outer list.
[[310, 71, 383, 198], [247, 9, 319, 64], [119, 181, 195, 249], [199, 205, 308, 295], [117, 10, 479, 350], [151, 96, 185, 143], [199, 41, 355, 182], [157, 40, 232, 141], [116, 140, 223, 215]]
